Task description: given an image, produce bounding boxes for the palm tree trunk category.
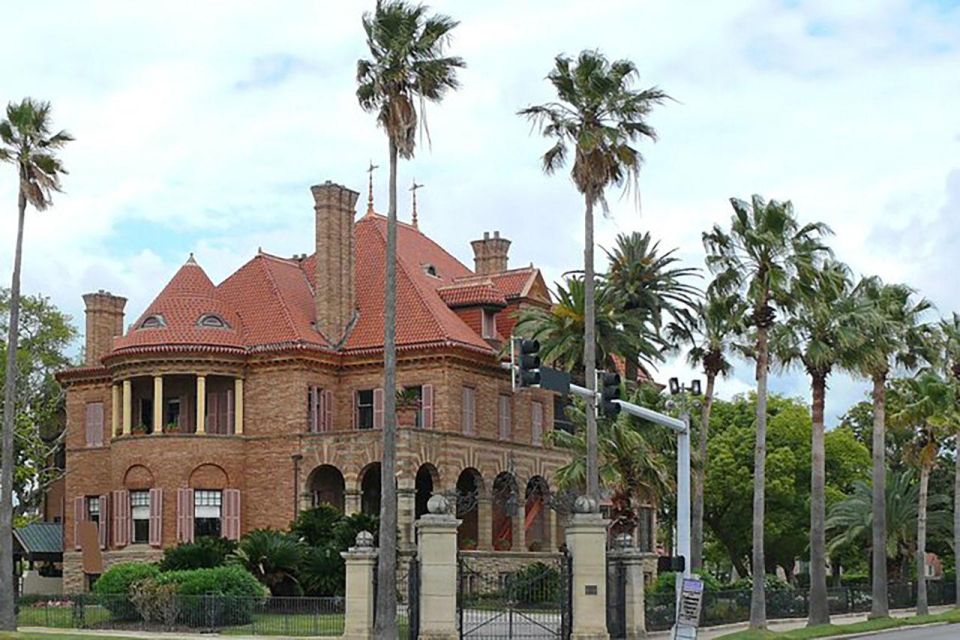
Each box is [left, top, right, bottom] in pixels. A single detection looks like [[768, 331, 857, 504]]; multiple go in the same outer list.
[[870, 373, 889, 619], [749, 326, 768, 630], [583, 193, 598, 505], [955, 426, 960, 607], [691, 370, 715, 572], [916, 459, 930, 616], [0, 190, 26, 631], [808, 372, 830, 626], [375, 139, 398, 639]]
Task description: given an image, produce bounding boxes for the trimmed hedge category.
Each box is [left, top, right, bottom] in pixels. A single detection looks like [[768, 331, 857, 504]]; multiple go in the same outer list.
[[155, 564, 267, 598], [92, 562, 161, 619]]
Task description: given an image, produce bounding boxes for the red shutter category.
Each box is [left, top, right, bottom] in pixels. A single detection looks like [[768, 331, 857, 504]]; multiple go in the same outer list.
[[149, 488, 163, 547], [85, 403, 104, 447], [98, 494, 110, 550], [308, 387, 318, 433], [73, 496, 84, 550], [112, 490, 126, 548], [532, 401, 543, 446], [373, 388, 384, 429], [177, 488, 195, 543], [323, 390, 333, 432], [226, 389, 235, 434], [223, 489, 241, 541], [422, 384, 434, 429]]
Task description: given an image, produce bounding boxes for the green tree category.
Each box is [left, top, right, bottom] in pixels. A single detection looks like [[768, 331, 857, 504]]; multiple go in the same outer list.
[[356, 3, 463, 634], [703, 196, 831, 627], [770, 259, 861, 625], [853, 276, 933, 618], [0, 98, 72, 630], [519, 50, 668, 505], [230, 529, 305, 597], [937, 312, 960, 604]]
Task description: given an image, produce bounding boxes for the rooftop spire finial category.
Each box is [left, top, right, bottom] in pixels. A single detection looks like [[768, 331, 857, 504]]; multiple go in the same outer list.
[[366, 160, 379, 215], [410, 179, 424, 228], [186, 252, 197, 265]]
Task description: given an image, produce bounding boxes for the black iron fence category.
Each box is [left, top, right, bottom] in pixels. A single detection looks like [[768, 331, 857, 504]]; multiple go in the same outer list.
[[644, 581, 957, 631], [16, 593, 345, 637]]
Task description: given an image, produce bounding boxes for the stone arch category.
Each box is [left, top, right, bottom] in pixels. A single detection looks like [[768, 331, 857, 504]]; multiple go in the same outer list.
[[359, 462, 381, 517], [525, 476, 550, 551], [189, 463, 229, 489], [456, 468, 484, 550], [123, 464, 155, 490], [307, 464, 346, 512], [492, 471, 518, 551], [415, 463, 440, 520]]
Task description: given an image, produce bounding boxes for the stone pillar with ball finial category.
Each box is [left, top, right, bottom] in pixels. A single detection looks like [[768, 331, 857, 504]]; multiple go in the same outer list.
[[566, 496, 611, 639], [341, 530, 378, 640], [416, 494, 461, 639]]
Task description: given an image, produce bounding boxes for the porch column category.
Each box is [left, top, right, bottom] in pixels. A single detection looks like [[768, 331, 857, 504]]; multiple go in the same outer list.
[[153, 375, 163, 434], [477, 494, 493, 551], [111, 384, 121, 436], [344, 489, 361, 516], [234, 378, 244, 435], [122, 379, 132, 435], [398, 481, 416, 550], [513, 504, 526, 552], [196, 374, 206, 434]]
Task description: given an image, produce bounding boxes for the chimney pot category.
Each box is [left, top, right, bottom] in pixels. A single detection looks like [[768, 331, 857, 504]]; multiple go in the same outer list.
[[471, 231, 511, 275], [311, 182, 360, 345]]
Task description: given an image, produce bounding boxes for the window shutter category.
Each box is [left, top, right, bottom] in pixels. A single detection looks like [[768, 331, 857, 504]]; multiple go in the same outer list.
[[98, 494, 110, 550], [73, 496, 84, 550], [352, 391, 358, 430], [86, 403, 104, 447], [149, 488, 163, 547], [422, 384, 434, 429], [499, 395, 511, 440], [223, 489, 241, 541], [177, 488, 195, 543], [112, 490, 128, 548], [373, 388, 384, 429], [308, 387, 318, 433], [226, 389, 235, 434], [462, 387, 475, 436], [323, 390, 333, 432]]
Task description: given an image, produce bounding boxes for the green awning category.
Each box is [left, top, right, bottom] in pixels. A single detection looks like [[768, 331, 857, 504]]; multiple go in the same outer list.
[[13, 522, 62, 559]]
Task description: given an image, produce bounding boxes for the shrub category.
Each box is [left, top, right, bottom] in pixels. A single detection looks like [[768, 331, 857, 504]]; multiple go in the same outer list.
[[300, 545, 345, 597], [650, 571, 722, 595], [92, 562, 161, 619], [291, 505, 343, 546], [129, 579, 181, 628], [289, 507, 380, 597], [155, 565, 267, 626], [230, 529, 304, 596], [506, 562, 561, 607], [159, 537, 236, 572]]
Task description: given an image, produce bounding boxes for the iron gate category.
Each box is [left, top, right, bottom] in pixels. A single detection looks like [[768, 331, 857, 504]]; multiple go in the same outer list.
[[373, 554, 420, 640], [606, 557, 626, 638], [457, 552, 571, 639]]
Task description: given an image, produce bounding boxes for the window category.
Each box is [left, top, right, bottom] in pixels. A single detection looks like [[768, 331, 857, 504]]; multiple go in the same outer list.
[[482, 310, 497, 339], [553, 396, 574, 434], [498, 394, 512, 440], [401, 385, 423, 428], [131, 491, 150, 544], [85, 402, 104, 447], [86, 496, 101, 527], [139, 398, 153, 433], [461, 387, 476, 435], [198, 314, 228, 328], [308, 387, 333, 432], [139, 314, 165, 329], [531, 401, 544, 446], [356, 390, 374, 430], [194, 490, 222, 538], [165, 399, 181, 429], [423, 264, 438, 277]]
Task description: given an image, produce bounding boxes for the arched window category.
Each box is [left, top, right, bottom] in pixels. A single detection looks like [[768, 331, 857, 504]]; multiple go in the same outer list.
[[139, 315, 166, 329], [198, 314, 229, 328]]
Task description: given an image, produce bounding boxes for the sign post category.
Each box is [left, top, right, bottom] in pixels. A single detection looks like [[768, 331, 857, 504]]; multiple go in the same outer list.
[[674, 576, 703, 639]]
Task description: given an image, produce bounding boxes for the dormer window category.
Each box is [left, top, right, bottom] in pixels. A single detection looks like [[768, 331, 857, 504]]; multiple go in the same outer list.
[[423, 264, 438, 278], [198, 314, 229, 329], [139, 315, 166, 329], [481, 309, 497, 339]]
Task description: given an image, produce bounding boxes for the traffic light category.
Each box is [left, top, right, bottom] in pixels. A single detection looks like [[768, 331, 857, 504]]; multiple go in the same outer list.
[[515, 338, 541, 388], [597, 371, 621, 417]]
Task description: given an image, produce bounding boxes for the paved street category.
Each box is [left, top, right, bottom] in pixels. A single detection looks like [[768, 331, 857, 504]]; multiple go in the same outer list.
[[855, 625, 955, 639]]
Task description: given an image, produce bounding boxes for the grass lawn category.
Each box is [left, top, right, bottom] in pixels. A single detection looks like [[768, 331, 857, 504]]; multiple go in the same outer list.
[[1, 634, 146, 640], [717, 607, 960, 639], [221, 611, 345, 636]]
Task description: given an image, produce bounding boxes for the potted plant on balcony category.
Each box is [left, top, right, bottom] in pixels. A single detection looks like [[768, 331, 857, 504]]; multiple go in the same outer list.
[[132, 424, 149, 435], [459, 538, 478, 551], [163, 422, 180, 434], [396, 388, 421, 428]]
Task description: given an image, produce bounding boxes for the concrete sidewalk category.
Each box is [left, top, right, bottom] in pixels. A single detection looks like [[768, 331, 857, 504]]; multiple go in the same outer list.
[[647, 605, 953, 639]]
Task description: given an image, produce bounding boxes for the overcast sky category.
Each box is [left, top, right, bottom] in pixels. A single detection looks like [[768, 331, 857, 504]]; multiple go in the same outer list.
[[2, 0, 958, 424]]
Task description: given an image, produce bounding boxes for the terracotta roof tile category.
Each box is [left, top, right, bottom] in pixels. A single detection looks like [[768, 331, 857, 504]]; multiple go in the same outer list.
[[437, 280, 507, 308]]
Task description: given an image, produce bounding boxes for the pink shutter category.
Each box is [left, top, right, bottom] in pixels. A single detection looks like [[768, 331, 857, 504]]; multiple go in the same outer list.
[[352, 392, 358, 429], [308, 387, 318, 433], [223, 489, 241, 541], [373, 388, 384, 429], [112, 490, 126, 548], [85, 403, 104, 447], [177, 488, 195, 543], [323, 390, 333, 432], [98, 494, 110, 549], [149, 488, 163, 547], [532, 401, 543, 446], [226, 389, 235, 434], [422, 384, 434, 429], [73, 496, 84, 550]]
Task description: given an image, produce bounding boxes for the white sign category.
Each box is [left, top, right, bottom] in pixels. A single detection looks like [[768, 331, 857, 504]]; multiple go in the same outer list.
[[673, 576, 704, 639]]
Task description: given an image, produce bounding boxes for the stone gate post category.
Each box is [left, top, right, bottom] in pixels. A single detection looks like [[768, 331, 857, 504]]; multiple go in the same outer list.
[[609, 534, 655, 639], [566, 497, 610, 640], [341, 531, 377, 640], [416, 494, 461, 640]]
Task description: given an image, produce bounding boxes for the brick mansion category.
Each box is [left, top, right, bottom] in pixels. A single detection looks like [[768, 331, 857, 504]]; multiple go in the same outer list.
[[56, 180, 575, 591]]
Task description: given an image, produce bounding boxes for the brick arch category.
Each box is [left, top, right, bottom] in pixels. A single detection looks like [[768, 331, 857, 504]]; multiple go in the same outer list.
[[123, 464, 155, 490], [189, 463, 229, 489]]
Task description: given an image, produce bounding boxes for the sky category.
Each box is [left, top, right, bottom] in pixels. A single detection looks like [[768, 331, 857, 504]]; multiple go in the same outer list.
[[1, 0, 959, 425]]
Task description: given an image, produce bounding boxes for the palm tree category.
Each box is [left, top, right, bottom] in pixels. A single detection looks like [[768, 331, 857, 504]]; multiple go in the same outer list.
[[674, 291, 742, 573], [888, 372, 954, 616], [519, 50, 668, 504], [853, 276, 933, 618], [770, 259, 862, 625], [230, 529, 305, 596], [356, 3, 463, 635], [703, 195, 831, 629], [0, 98, 72, 630], [604, 231, 700, 382], [937, 313, 960, 605]]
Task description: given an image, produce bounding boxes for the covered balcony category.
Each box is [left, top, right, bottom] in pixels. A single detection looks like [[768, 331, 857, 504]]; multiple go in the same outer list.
[[112, 373, 244, 436]]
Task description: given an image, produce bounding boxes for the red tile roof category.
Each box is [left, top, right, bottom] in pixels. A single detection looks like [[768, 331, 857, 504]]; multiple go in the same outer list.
[[437, 280, 507, 308]]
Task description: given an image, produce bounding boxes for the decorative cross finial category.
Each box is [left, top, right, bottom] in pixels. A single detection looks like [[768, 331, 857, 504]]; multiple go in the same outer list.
[[410, 179, 424, 228], [366, 160, 379, 215]]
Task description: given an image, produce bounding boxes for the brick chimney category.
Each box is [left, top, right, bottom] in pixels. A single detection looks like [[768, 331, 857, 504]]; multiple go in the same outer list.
[[471, 231, 511, 275], [82, 290, 126, 366], [312, 181, 360, 345]]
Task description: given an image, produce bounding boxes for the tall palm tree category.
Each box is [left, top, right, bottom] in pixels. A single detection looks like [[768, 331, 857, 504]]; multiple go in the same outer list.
[[356, 3, 463, 635], [770, 259, 862, 625], [604, 231, 700, 382], [0, 99, 72, 630], [939, 313, 960, 605], [703, 196, 831, 629], [888, 372, 954, 616], [853, 276, 933, 619], [519, 50, 668, 504], [674, 291, 742, 573]]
